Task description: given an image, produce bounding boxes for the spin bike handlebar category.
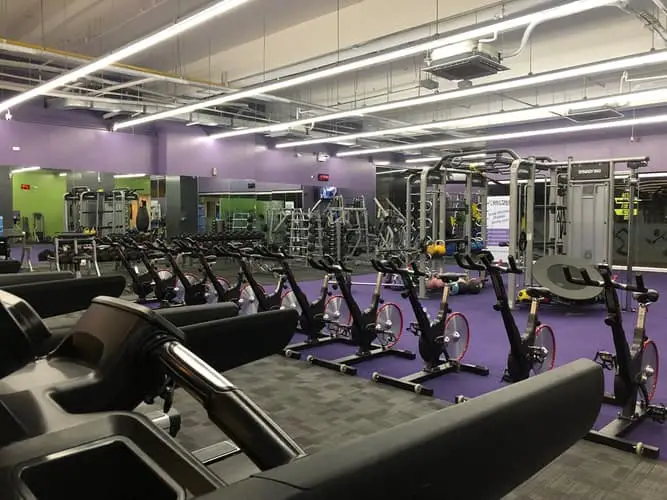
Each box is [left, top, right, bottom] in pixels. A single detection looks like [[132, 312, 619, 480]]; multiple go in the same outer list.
[[563, 265, 647, 293], [308, 257, 332, 273], [323, 254, 354, 274], [370, 259, 394, 274], [455, 252, 486, 272]]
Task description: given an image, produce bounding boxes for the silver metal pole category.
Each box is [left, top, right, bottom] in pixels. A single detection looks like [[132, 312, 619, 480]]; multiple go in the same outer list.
[[548, 168, 559, 255], [480, 177, 488, 250], [419, 169, 429, 298], [624, 166, 639, 311], [525, 162, 536, 287], [508, 160, 521, 310], [405, 175, 414, 248], [439, 177, 447, 244]]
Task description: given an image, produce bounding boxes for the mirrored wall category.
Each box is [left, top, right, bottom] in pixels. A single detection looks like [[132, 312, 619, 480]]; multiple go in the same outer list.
[[8, 167, 166, 241]]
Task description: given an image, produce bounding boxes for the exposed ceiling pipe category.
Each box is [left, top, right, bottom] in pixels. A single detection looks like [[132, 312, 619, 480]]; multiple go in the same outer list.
[[504, 1, 626, 58], [651, 0, 667, 16]]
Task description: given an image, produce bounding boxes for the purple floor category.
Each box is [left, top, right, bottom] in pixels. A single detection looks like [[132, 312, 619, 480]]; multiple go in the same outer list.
[[291, 272, 667, 459]]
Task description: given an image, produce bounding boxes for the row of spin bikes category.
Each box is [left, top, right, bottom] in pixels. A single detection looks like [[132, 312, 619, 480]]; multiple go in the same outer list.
[[106, 235, 666, 455]]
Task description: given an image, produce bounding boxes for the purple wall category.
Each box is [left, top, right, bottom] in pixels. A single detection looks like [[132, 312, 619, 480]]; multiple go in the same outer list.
[[160, 124, 376, 192], [501, 123, 667, 171], [0, 114, 376, 198], [0, 119, 154, 174]]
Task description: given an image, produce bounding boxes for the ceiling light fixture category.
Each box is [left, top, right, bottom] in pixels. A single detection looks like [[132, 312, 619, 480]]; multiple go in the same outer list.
[[374, 161, 392, 166], [336, 113, 667, 157], [256, 49, 667, 146], [10, 166, 41, 174], [275, 87, 667, 149], [405, 157, 443, 164], [113, 173, 147, 178], [58, 172, 68, 177], [113, 0, 617, 131], [0, 0, 251, 114]]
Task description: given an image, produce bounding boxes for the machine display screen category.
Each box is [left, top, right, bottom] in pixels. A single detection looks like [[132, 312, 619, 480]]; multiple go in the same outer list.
[[320, 186, 337, 200]]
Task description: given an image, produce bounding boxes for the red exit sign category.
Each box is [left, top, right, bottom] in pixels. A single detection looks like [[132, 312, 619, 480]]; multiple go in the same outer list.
[[20, 184, 30, 190], [317, 173, 330, 182]]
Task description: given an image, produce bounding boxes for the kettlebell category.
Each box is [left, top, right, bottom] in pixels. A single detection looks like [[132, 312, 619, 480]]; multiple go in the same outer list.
[[468, 278, 482, 295]]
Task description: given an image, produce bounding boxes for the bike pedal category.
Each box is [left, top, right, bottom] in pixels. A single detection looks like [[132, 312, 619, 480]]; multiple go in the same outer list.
[[594, 351, 616, 371], [647, 404, 667, 424]]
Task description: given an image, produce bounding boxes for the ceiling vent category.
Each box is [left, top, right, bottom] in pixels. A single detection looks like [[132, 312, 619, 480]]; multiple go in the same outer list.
[[424, 40, 507, 81], [563, 107, 624, 123]]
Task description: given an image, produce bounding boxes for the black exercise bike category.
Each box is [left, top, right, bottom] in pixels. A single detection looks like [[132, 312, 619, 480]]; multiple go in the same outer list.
[[152, 240, 211, 306], [180, 237, 245, 304], [370, 258, 489, 395], [456, 252, 556, 383], [116, 238, 179, 306], [224, 245, 287, 314], [251, 247, 338, 359], [307, 256, 415, 375], [564, 265, 665, 458]]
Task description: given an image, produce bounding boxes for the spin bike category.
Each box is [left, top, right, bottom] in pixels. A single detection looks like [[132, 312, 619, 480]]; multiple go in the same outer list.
[[456, 252, 556, 383], [252, 247, 336, 359], [151, 240, 211, 306], [224, 245, 287, 315], [307, 256, 415, 375], [181, 237, 245, 303], [116, 239, 178, 306], [564, 265, 665, 458], [370, 258, 489, 395]]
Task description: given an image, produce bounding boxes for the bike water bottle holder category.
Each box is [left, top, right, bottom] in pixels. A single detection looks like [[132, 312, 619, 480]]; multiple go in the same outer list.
[[594, 351, 617, 371]]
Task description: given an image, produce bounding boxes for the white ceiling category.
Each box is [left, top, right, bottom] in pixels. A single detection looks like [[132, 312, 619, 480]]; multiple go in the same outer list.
[[0, 0, 666, 154]]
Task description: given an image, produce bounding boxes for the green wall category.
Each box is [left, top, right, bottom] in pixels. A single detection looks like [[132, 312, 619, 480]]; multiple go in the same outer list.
[[12, 171, 67, 237], [114, 177, 151, 194]]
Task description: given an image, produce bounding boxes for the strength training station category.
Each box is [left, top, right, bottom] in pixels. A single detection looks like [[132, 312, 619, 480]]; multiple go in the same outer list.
[[1, 0, 667, 498]]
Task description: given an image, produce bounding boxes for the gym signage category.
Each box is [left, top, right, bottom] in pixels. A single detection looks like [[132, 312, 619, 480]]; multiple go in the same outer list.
[[569, 162, 611, 181]]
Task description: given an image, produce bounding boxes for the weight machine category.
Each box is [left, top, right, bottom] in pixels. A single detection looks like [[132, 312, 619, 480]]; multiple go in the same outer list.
[[406, 154, 493, 298], [506, 155, 648, 310], [64, 187, 138, 237]]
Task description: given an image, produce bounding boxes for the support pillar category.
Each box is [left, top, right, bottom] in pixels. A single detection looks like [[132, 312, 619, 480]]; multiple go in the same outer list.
[[165, 176, 198, 236]]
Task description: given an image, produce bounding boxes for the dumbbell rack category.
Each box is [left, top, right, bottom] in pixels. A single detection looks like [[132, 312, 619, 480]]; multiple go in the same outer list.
[[231, 212, 252, 231], [288, 209, 311, 257]]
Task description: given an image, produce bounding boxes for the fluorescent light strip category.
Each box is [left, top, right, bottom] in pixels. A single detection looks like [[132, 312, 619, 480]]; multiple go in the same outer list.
[[114, 0, 617, 131], [58, 172, 68, 177], [336, 113, 667, 157], [276, 88, 667, 149], [406, 157, 443, 164], [0, 0, 250, 114], [10, 166, 41, 174], [215, 48, 667, 142], [114, 173, 147, 179]]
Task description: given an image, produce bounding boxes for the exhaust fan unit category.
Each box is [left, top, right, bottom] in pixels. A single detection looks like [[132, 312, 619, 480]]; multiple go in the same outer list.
[[563, 107, 624, 123], [425, 40, 507, 81]]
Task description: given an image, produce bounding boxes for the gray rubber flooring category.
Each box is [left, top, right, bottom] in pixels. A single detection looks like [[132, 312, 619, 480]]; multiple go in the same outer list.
[[35, 265, 667, 499]]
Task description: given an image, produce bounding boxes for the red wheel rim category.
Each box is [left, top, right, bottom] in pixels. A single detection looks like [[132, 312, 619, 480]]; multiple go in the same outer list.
[[534, 324, 556, 373]]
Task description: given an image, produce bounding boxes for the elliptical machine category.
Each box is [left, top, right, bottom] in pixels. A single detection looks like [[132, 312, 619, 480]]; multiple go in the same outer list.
[[370, 258, 489, 395], [307, 256, 415, 375], [564, 265, 665, 458], [252, 247, 337, 359], [456, 252, 556, 383]]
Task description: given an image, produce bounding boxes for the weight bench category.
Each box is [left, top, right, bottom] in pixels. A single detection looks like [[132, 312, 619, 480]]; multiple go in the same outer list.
[[218, 359, 603, 499]]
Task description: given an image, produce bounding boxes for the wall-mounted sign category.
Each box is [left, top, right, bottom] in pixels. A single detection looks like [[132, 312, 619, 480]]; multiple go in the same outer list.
[[317, 173, 330, 182], [20, 184, 30, 190]]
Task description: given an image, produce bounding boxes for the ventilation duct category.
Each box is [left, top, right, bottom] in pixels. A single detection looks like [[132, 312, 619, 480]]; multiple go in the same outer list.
[[563, 107, 624, 123]]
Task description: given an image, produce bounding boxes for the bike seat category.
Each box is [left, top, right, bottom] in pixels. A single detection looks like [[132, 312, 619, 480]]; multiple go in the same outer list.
[[205, 255, 217, 263], [525, 287, 552, 299], [633, 289, 660, 304], [437, 273, 465, 283]]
